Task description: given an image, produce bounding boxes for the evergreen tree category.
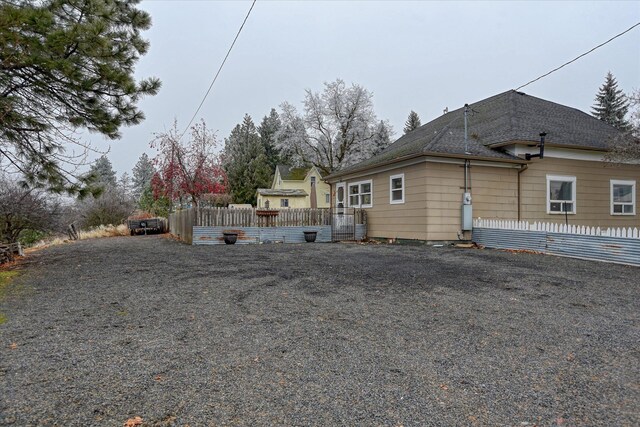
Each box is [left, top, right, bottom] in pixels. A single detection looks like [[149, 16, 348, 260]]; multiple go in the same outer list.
[[132, 153, 156, 200], [258, 108, 284, 172], [138, 185, 172, 217], [592, 72, 631, 131], [118, 172, 132, 199], [223, 115, 272, 205], [0, 0, 160, 196], [371, 121, 392, 155], [404, 111, 422, 134], [88, 156, 117, 189]]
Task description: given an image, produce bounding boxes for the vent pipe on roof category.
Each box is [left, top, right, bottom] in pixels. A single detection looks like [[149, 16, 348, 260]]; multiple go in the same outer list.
[[464, 104, 470, 155]]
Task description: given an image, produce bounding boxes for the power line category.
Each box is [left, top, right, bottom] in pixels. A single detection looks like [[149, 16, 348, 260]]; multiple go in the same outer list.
[[179, 0, 257, 140], [515, 21, 640, 91]]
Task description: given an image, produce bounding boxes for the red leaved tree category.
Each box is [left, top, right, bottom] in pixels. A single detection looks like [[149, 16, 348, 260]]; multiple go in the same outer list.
[[151, 120, 227, 208]]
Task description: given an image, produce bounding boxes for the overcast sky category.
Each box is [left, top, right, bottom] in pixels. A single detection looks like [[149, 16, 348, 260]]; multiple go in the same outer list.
[[97, 0, 640, 176]]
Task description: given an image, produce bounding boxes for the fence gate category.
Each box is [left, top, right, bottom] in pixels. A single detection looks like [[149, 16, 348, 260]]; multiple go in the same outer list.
[[331, 208, 356, 241]]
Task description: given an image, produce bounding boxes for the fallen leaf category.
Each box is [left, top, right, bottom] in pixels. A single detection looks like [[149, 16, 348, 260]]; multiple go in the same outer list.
[[9, 343, 17, 350], [439, 383, 448, 391], [566, 353, 575, 362], [124, 416, 143, 427], [154, 375, 163, 381]]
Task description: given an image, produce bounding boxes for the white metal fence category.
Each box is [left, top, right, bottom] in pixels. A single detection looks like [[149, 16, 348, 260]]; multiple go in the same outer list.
[[473, 219, 640, 267], [474, 219, 640, 238]]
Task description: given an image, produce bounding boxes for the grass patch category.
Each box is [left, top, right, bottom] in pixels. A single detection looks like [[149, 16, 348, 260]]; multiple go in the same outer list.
[[0, 271, 20, 296]]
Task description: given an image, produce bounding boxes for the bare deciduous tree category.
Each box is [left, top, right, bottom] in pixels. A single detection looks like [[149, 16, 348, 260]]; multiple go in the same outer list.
[[0, 176, 62, 243], [276, 79, 392, 175]]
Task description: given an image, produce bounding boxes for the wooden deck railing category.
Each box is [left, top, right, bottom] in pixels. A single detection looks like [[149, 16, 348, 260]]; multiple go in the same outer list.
[[169, 207, 367, 244]]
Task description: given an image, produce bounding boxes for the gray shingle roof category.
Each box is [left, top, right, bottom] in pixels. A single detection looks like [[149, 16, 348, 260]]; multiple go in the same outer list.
[[257, 189, 308, 197], [329, 90, 621, 178]]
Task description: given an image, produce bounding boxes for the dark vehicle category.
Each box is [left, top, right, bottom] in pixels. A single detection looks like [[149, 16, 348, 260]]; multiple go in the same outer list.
[[127, 217, 167, 236]]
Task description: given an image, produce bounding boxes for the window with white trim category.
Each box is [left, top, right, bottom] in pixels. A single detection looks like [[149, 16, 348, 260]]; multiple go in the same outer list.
[[325, 193, 330, 204], [611, 180, 635, 215], [389, 173, 405, 204], [348, 180, 372, 208], [547, 175, 576, 214], [280, 198, 289, 208]]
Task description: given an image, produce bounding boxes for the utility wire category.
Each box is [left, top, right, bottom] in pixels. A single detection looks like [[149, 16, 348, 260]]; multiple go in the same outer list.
[[515, 21, 640, 91], [178, 0, 257, 141]]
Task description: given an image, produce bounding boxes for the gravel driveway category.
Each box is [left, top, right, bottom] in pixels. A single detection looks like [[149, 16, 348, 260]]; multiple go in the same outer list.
[[0, 236, 638, 426]]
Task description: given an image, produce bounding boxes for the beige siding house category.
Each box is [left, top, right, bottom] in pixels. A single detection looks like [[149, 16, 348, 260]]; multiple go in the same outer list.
[[256, 165, 331, 209], [325, 90, 639, 242]]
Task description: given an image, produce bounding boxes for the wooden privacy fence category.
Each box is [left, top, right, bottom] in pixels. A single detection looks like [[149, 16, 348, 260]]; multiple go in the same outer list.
[[473, 218, 640, 267], [169, 208, 367, 244], [196, 208, 333, 227], [169, 209, 196, 244]]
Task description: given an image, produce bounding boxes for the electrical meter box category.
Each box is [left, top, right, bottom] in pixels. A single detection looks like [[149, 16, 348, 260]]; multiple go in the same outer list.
[[461, 204, 473, 231], [462, 192, 472, 205]]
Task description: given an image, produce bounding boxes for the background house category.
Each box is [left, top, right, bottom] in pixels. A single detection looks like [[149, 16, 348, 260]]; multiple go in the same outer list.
[[325, 90, 639, 242], [256, 165, 331, 209]]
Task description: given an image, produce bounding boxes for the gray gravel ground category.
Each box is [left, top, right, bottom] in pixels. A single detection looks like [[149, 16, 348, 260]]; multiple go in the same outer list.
[[0, 236, 638, 426]]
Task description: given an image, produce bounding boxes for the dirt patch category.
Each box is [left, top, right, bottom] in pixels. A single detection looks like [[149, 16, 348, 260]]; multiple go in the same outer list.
[[0, 236, 638, 425]]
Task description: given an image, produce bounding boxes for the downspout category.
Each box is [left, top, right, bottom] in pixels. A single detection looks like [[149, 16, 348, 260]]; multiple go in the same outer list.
[[517, 164, 528, 221]]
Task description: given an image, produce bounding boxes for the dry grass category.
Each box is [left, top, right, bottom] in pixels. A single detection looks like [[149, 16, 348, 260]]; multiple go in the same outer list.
[[78, 224, 129, 240], [25, 224, 130, 255], [27, 237, 68, 253]]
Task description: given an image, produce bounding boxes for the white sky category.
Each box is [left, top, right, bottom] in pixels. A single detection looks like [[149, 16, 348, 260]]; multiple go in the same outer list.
[[95, 0, 640, 176]]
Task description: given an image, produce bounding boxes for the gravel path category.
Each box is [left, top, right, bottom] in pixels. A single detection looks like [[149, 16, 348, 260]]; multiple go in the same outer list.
[[0, 236, 638, 426]]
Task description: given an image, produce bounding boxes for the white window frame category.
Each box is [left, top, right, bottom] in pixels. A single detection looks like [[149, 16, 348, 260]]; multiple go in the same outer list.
[[347, 179, 373, 208], [389, 173, 405, 204], [546, 175, 576, 214], [325, 193, 330, 204], [280, 198, 289, 208], [610, 179, 636, 215]]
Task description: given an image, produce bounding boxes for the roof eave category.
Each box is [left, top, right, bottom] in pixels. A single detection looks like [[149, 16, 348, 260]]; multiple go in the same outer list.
[[325, 151, 526, 181], [488, 141, 608, 152]]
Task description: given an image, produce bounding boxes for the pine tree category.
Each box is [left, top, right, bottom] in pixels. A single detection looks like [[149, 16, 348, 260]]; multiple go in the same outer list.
[[371, 121, 393, 156], [0, 0, 160, 195], [132, 153, 156, 200], [592, 72, 631, 131], [88, 156, 117, 189], [119, 172, 132, 198], [258, 108, 283, 172], [404, 111, 422, 134], [223, 115, 272, 205]]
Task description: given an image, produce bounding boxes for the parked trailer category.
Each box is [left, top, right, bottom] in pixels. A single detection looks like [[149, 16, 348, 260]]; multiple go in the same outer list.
[[127, 218, 167, 235]]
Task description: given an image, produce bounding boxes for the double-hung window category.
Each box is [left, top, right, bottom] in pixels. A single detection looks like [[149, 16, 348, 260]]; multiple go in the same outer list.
[[280, 199, 289, 208], [611, 180, 635, 215], [348, 180, 373, 208], [547, 175, 576, 214], [390, 174, 405, 204]]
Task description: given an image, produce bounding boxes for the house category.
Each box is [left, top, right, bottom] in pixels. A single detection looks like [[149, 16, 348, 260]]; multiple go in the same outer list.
[[256, 165, 331, 209], [324, 90, 639, 242]]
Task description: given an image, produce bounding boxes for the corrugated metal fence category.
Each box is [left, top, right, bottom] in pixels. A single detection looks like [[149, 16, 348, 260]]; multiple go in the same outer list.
[[473, 219, 640, 267], [192, 225, 366, 245]]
